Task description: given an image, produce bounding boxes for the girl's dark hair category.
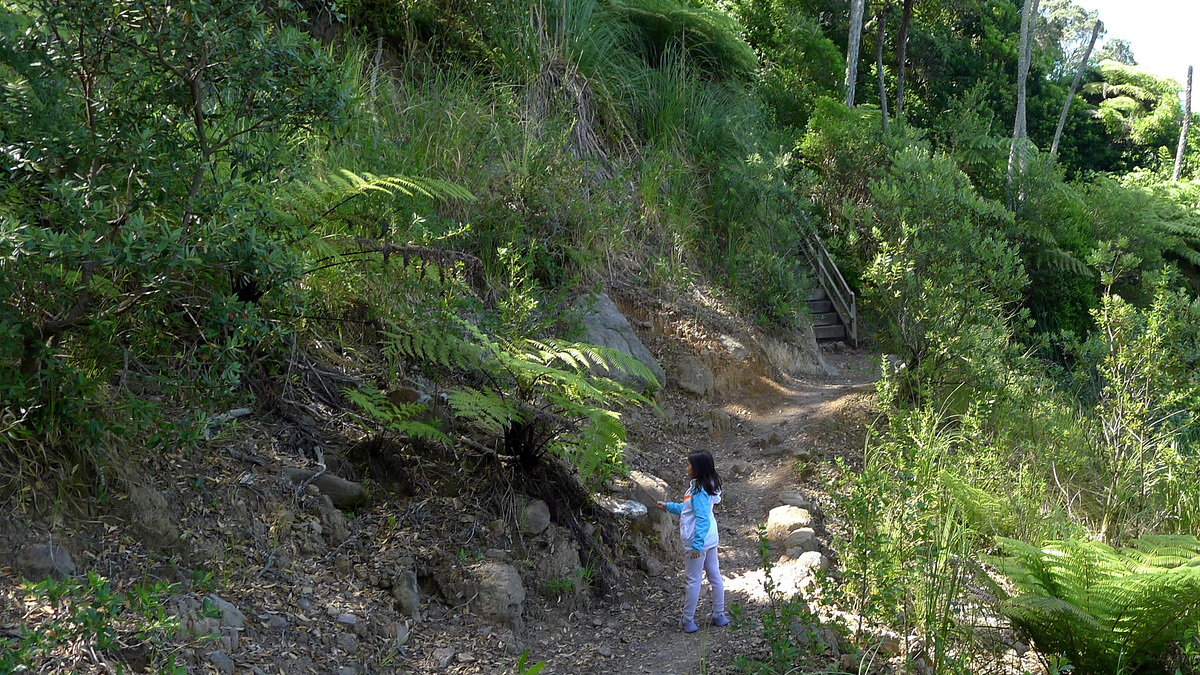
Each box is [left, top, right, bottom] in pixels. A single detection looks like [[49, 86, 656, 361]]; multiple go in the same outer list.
[[688, 451, 721, 496]]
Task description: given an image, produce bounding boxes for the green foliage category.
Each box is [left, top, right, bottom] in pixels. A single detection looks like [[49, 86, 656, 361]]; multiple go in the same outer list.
[[994, 536, 1200, 675], [384, 314, 656, 486], [610, 0, 758, 76], [1, 573, 185, 674], [0, 0, 347, 447], [864, 147, 1028, 396]]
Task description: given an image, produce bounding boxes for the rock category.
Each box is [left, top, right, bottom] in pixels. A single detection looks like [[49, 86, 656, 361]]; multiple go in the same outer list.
[[15, 544, 76, 581], [297, 597, 312, 611], [576, 294, 666, 389], [706, 409, 732, 435], [338, 667, 358, 675], [642, 555, 664, 577], [880, 632, 902, 655], [209, 650, 235, 675], [126, 484, 183, 550], [321, 509, 351, 545], [267, 614, 288, 629], [841, 654, 856, 671], [337, 632, 359, 653], [779, 490, 811, 510], [206, 594, 246, 629], [472, 562, 525, 628], [797, 551, 830, 574], [792, 447, 814, 463], [720, 335, 749, 360], [597, 646, 613, 657], [457, 652, 475, 663], [433, 647, 456, 668], [673, 354, 714, 397], [393, 569, 421, 620], [766, 505, 814, 540], [336, 613, 358, 626], [282, 468, 365, 509], [620, 471, 684, 558], [520, 500, 551, 535], [760, 327, 838, 378], [782, 528, 819, 555], [728, 460, 752, 477]]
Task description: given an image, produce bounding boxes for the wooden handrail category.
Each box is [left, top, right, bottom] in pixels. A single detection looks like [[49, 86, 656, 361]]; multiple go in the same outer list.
[[799, 223, 857, 348]]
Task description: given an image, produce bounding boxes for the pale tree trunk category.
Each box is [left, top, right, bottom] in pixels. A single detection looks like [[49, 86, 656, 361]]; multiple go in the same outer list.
[[845, 0, 866, 107], [895, 0, 913, 119], [1007, 0, 1040, 205], [1047, 20, 1101, 168], [876, 2, 890, 130], [1174, 65, 1193, 181]]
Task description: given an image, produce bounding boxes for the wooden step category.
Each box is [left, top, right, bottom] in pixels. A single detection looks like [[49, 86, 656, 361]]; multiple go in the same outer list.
[[811, 311, 841, 327], [806, 299, 834, 314], [814, 324, 846, 341], [807, 287, 828, 302]]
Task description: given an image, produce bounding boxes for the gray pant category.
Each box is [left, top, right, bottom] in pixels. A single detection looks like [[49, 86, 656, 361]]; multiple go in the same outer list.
[[682, 546, 724, 622]]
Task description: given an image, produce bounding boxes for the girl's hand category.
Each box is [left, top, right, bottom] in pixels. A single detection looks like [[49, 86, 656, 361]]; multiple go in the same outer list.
[[655, 501, 666, 511], [690, 550, 702, 559]]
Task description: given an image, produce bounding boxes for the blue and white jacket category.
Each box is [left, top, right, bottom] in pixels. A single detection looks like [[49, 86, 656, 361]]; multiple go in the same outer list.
[[665, 480, 722, 553]]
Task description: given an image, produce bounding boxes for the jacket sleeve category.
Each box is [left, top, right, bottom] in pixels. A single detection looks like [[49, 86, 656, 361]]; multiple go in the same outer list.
[[665, 501, 683, 515], [690, 490, 711, 552]]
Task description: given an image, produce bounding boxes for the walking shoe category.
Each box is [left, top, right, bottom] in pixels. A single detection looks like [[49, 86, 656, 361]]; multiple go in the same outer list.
[[711, 614, 730, 627], [680, 618, 699, 633]]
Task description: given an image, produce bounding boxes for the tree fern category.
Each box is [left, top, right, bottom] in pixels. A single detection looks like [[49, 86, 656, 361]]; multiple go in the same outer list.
[[344, 386, 452, 445], [993, 536, 1200, 674]]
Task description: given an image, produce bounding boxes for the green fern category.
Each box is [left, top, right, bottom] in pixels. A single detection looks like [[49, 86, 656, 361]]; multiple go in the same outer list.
[[993, 536, 1200, 674], [344, 386, 452, 445], [382, 317, 657, 486]]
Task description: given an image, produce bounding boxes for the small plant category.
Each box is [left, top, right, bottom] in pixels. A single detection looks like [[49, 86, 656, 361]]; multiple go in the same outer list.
[[0, 573, 185, 674], [517, 649, 547, 675]]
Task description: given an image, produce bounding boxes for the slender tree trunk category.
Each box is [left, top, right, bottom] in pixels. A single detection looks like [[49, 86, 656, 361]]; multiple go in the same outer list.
[[1047, 20, 1101, 168], [876, 2, 890, 130], [1007, 0, 1040, 205], [895, 0, 913, 119], [845, 0, 866, 107], [1174, 65, 1193, 181]]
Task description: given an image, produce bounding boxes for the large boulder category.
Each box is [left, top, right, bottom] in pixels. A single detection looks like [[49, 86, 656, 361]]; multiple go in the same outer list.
[[576, 294, 665, 390], [766, 505, 814, 540], [471, 562, 526, 628], [618, 471, 684, 559]]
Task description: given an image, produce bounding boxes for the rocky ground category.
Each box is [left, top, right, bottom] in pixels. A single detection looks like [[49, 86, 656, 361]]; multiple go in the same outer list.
[[1, 305, 886, 675]]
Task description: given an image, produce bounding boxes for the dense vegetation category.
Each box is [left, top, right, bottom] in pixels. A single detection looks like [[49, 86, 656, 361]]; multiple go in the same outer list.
[[3, 0, 1200, 672]]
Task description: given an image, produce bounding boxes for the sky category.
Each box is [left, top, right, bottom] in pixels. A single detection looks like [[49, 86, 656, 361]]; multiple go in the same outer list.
[[1074, 0, 1200, 85]]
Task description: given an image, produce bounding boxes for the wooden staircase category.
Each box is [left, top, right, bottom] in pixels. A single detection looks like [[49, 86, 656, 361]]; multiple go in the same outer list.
[[806, 286, 848, 342], [799, 223, 858, 347]]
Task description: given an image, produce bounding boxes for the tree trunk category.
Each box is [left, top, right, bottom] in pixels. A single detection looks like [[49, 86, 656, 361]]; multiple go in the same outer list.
[[1047, 20, 1101, 168], [1007, 0, 1040, 205], [1174, 65, 1193, 181], [894, 0, 913, 119], [876, 2, 890, 130], [845, 0, 866, 107]]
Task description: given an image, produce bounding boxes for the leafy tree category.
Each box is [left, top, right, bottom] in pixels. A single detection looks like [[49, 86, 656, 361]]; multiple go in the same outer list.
[[0, 0, 348, 427], [1094, 37, 1136, 66]]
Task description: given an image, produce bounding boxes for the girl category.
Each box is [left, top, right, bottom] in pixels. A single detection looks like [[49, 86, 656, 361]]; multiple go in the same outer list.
[[656, 451, 728, 633]]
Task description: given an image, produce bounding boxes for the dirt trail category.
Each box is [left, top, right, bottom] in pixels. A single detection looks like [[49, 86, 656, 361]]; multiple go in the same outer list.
[[524, 348, 881, 675]]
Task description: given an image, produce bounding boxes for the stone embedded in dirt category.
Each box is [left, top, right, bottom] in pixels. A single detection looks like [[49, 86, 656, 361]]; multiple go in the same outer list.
[[209, 650, 235, 675], [597, 646, 613, 657], [720, 335, 749, 361], [766, 505, 814, 540], [336, 613, 358, 626], [779, 489, 812, 510], [782, 528, 819, 556], [880, 632, 902, 655], [519, 499, 551, 534], [283, 467, 365, 508], [266, 614, 288, 629], [768, 432, 782, 446], [15, 544, 76, 581], [206, 594, 246, 629], [797, 551, 830, 574], [576, 293, 666, 389], [457, 652, 476, 663], [337, 667, 358, 675], [841, 653, 856, 671], [336, 632, 358, 653], [393, 569, 421, 620], [673, 354, 714, 397], [791, 447, 814, 462], [706, 409, 732, 435], [728, 460, 752, 477], [434, 647, 456, 668], [126, 484, 183, 551], [471, 561, 526, 628]]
